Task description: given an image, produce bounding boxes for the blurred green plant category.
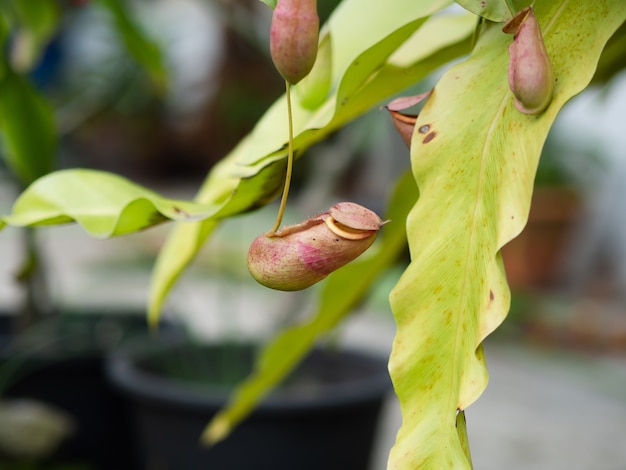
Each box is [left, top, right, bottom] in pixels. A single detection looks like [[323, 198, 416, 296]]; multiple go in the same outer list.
[[2, 0, 626, 468], [0, 0, 166, 327]]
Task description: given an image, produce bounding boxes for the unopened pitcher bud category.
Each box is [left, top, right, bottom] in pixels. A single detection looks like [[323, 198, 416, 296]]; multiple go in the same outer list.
[[248, 202, 387, 291], [270, 0, 319, 84], [503, 7, 554, 115]]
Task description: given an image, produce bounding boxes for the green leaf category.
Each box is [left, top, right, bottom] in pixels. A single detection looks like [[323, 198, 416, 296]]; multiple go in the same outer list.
[[147, 159, 287, 327], [148, 2, 475, 325], [4, 169, 220, 237], [0, 13, 9, 50], [258, 0, 277, 9], [387, 1, 626, 468], [201, 170, 418, 445], [10, 0, 60, 71], [455, 410, 471, 463], [96, 0, 168, 93], [455, 0, 530, 22], [295, 32, 332, 110], [220, 0, 459, 172], [0, 71, 56, 185], [591, 20, 626, 85]]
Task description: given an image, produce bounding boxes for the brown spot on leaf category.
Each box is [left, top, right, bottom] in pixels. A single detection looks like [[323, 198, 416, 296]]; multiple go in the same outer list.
[[172, 207, 189, 217], [489, 290, 494, 301], [422, 131, 436, 143], [418, 124, 430, 134]]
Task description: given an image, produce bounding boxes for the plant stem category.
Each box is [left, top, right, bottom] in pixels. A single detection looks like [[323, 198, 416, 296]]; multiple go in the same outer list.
[[269, 79, 295, 234], [14, 227, 50, 334]]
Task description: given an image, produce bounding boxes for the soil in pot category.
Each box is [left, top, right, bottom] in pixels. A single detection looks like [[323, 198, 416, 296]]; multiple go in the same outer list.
[[107, 340, 392, 470]]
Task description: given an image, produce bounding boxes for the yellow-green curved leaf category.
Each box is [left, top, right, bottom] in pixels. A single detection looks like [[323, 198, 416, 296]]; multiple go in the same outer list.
[[295, 32, 332, 110], [4, 169, 220, 237], [388, 1, 626, 468], [223, 0, 457, 173], [591, 20, 626, 85], [147, 159, 286, 327], [201, 171, 418, 445], [148, 4, 475, 324]]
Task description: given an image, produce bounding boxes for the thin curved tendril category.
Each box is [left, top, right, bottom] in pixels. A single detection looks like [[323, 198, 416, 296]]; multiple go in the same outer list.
[[269, 80, 294, 234]]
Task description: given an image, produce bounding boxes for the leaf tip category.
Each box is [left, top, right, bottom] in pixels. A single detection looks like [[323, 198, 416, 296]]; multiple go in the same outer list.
[[147, 303, 162, 332], [201, 416, 232, 446]]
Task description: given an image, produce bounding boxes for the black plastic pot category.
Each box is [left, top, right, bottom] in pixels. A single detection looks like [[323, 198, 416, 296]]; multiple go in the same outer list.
[[0, 310, 181, 470], [107, 340, 392, 470]]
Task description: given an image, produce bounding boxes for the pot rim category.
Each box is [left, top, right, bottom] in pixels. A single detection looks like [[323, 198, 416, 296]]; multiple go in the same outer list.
[[106, 340, 392, 414]]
